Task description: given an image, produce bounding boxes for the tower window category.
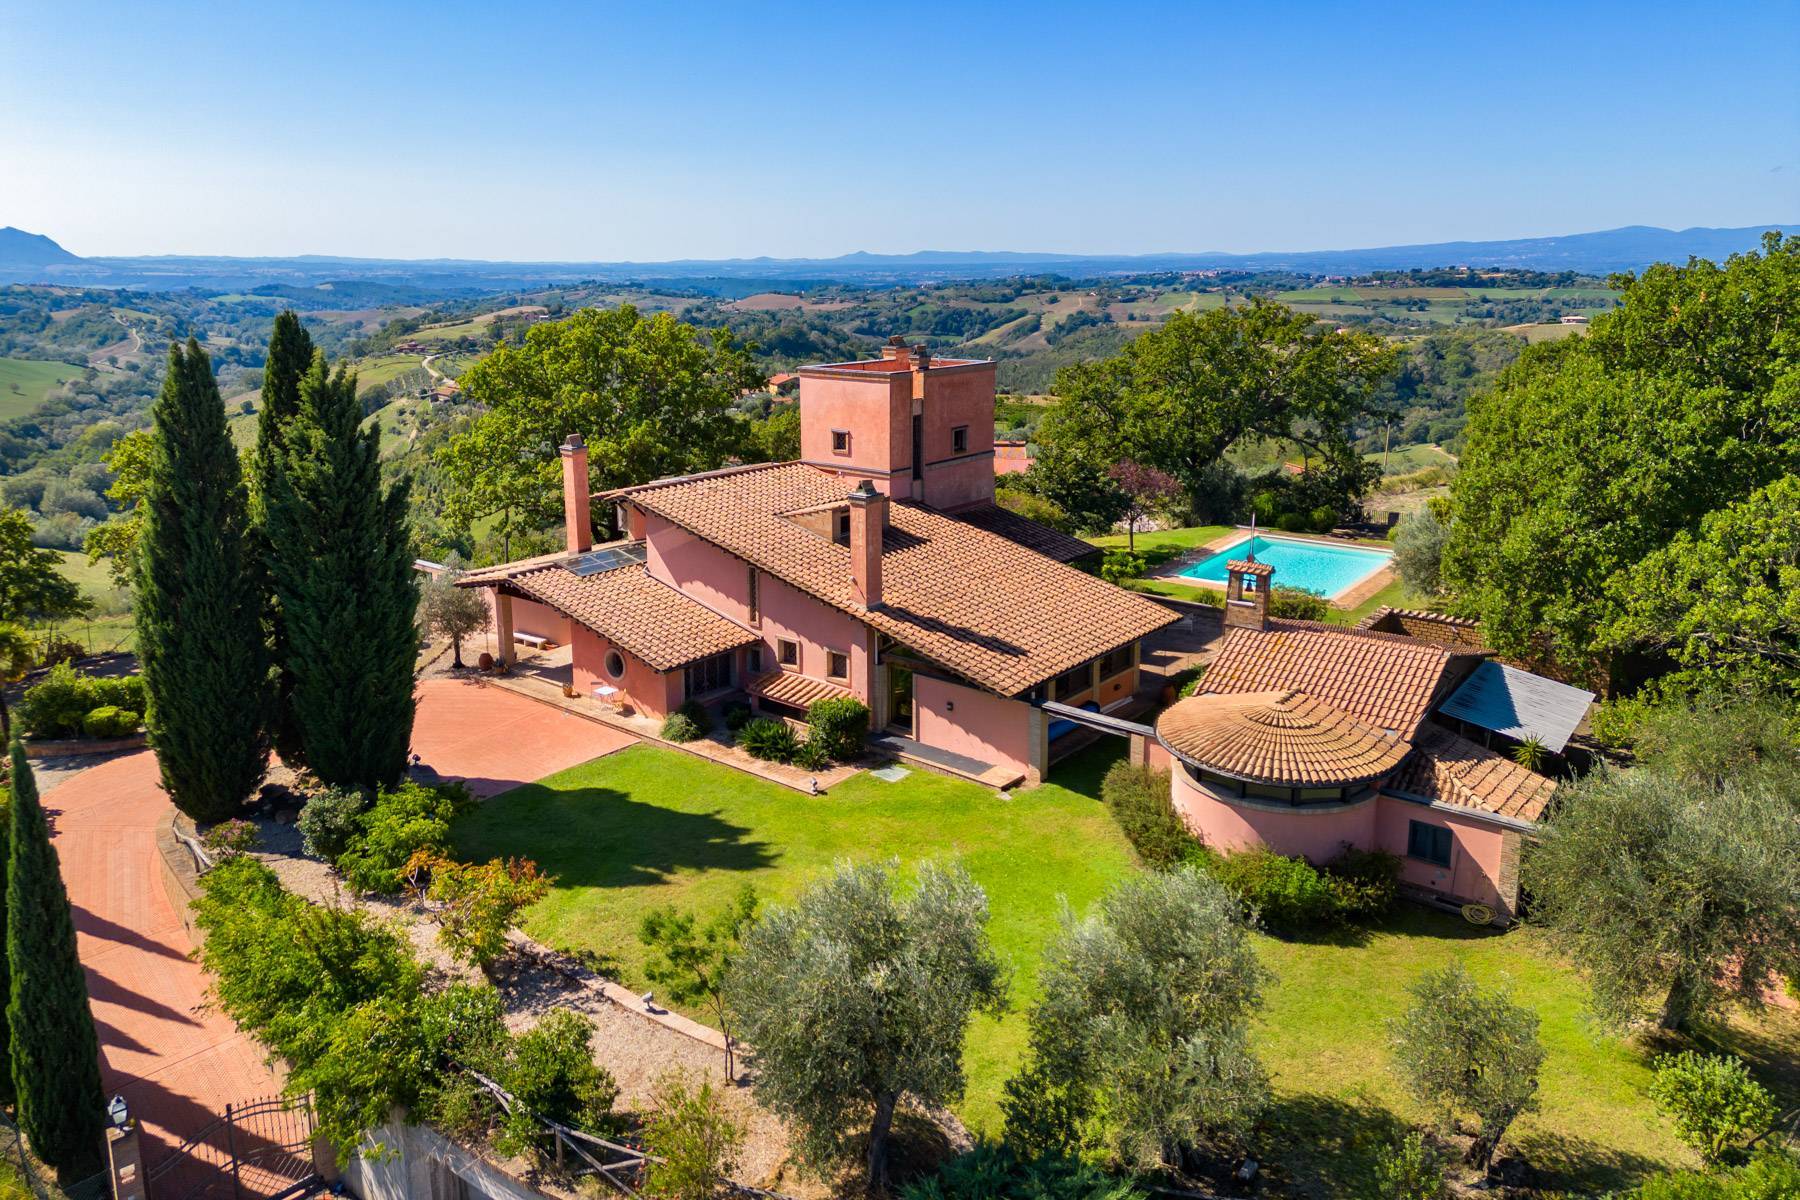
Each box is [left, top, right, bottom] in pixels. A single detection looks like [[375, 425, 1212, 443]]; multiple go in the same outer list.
[[831, 429, 850, 454], [952, 425, 968, 453]]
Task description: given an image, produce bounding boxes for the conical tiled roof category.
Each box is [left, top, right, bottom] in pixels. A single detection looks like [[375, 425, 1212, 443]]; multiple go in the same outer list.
[[1155, 689, 1410, 786]]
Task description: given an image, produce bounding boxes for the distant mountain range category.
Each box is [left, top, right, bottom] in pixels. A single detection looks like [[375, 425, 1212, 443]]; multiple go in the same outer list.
[[2, 223, 1794, 292]]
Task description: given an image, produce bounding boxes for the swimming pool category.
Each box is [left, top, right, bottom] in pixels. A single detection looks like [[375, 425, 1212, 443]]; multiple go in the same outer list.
[[1174, 534, 1392, 600]]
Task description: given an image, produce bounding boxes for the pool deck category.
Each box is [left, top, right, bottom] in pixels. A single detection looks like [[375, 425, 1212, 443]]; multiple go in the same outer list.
[[1143, 526, 1395, 611]]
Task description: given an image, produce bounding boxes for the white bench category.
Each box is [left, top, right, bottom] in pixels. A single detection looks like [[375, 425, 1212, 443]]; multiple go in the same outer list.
[[513, 632, 553, 650]]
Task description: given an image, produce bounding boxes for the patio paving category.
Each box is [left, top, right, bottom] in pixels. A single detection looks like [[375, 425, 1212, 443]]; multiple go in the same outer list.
[[43, 677, 633, 1184], [411, 675, 636, 797]]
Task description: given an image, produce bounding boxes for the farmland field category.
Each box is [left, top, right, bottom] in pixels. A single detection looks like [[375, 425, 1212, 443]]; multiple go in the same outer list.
[[0, 357, 85, 418]]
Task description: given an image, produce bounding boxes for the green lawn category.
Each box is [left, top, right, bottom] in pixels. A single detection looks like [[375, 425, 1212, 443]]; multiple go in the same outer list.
[[451, 739, 1800, 1195], [454, 740, 1140, 1132], [0, 358, 84, 419], [1086, 524, 1234, 558]]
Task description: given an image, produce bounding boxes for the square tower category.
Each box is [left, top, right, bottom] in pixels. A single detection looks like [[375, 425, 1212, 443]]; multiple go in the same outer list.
[[797, 336, 999, 512]]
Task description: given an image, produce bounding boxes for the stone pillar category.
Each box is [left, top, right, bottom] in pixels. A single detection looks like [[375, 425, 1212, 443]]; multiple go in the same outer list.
[[495, 591, 515, 669], [1129, 733, 1151, 768], [1025, 706, 1050, 788], [106, 1121, 147, 1200], [1496, 830, 1524, 921]]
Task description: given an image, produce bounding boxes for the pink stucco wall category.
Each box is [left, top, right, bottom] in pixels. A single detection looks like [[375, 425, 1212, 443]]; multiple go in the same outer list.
[[569, 624, 683, 718], [798, 371, 914, 498], [1373, 796, 1510, 912], [646, 515, 756, 626], [1156, 743, 1516, 910], [641, 512, 873, 702], [1171, 766, 1378, 862], [914, 675, 1032, 780], [917, 364, 998, 510]]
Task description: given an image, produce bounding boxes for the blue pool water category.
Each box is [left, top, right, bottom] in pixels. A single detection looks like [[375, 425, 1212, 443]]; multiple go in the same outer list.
[[1175, 534, 1391, 599]]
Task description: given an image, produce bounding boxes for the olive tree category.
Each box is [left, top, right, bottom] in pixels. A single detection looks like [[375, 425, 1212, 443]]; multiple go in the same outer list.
[[725, 860, 1006, 1193], [1003, 867, 1268, 1173], [1388, 963, 1543, 1173], [1392, 505, 1450, 598], [420, 555, 490, 669], [1526, 764, 1800, 1031]]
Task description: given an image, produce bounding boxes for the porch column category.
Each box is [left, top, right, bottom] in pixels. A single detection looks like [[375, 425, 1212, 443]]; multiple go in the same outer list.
[[494, 590, 515, 669], [1025, 705, 1050, 788]]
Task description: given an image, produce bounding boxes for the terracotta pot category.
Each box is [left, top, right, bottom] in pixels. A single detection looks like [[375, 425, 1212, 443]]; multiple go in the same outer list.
[[477, 651, 495, 671], [562, 685, 578, 699], [1161, 683, 1177, 705]]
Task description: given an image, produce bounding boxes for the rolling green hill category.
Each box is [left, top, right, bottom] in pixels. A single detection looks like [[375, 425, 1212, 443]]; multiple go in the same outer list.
[[0, 357, 84, 418]]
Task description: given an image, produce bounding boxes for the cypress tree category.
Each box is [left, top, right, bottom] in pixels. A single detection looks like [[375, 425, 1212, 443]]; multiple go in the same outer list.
[[0, 780, 10, 1108], [6, 742, 105, 1172], [266, 355, 418, 790], [136, 339, 270, 820], [253, 312, 315, 766]]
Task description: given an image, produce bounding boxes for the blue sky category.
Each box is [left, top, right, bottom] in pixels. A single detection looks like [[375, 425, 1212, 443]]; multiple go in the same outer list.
[[2, 1, 1794, 260]]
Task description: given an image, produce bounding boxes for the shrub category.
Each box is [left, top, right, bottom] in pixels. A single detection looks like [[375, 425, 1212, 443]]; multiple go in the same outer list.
[[336, 780, 475, 894], [661, 712, 703, 743], [1371, 1131, 1448, 1200], [804, 696, 869, 760], [1323, 845, 1401, 919], [1268, 586, 1329, 622], [82, 704, 142, 738], [1100, 549, 1146, 585], [493, 1010, 620, 1158], [18, 662, 90, 738], [794, 737, 835, 771], [202, 818, 260, 859], [902, 1143, 1145, 1200], [723, 702, 754, 732], [641, 1070, 746, 1200], [423, 855, 554, 974], [676, 699, 710, 730], [1100, 761, 1190, 868], [1648, 1051, 1777, 1165], [296, 786, 369, 861], [20, 665, 148, 738], [1201, 846, 1343, 932], [1631, 1148, 1800, 1200], [738, 717, 798, 763]]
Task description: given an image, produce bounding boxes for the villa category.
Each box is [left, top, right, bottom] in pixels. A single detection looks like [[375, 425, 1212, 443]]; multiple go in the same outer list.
[[1132, 564, 1592, 921], [456, 334, 1586, 919], [460, 337, 1174, 786]]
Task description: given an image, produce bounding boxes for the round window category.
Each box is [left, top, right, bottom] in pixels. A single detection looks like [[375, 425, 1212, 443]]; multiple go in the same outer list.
[[604, 650, 626, 679]]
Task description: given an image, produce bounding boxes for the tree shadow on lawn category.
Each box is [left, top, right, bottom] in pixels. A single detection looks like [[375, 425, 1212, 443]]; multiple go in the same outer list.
[[452, 782, 776, 890], [1508, 1128, 1668, 1195], [1260, 1089, 1411, 1199]]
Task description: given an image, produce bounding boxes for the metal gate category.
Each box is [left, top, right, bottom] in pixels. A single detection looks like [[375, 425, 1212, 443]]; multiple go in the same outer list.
[[145, 1096, 320, 1200]]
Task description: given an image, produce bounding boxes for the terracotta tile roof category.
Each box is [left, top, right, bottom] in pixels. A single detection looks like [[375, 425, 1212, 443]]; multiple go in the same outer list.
[[951, 504, 1100, 563], [504, 563, 757, 672], [458, 548, 574, 585], [1228, 558, 1275, 577], [1202, 619, 1480, 739], [1156, 689, 1410, 786], [612, 463, 1176, 696], [1388, 724, 1557, 824], [747, 670, 854, 710]]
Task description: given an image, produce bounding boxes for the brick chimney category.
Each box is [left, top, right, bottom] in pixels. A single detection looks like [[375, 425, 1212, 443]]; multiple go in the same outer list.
[[880, 334, 910, 362], [848, 479, 885, 608], [1223, 558, 1273, 631], [560, 434, 593, 555]]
